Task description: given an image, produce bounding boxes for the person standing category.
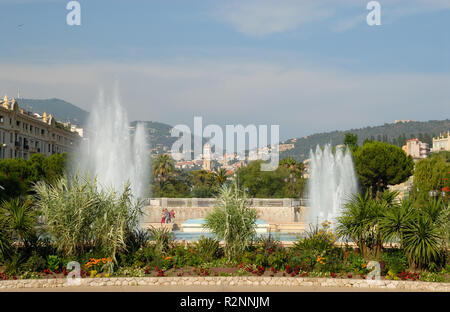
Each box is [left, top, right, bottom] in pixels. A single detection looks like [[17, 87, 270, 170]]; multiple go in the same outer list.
[[170, 209, 175, 223], [161, 208, 166, 224], [165, 209, 171, 223]]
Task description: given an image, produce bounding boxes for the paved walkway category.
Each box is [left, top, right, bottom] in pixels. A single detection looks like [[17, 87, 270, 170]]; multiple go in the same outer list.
[[0, 285, 418, 292]]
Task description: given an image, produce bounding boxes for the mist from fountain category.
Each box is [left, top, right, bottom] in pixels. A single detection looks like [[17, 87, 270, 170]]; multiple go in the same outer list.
[[306, 144, 358, 227], [75, 88, 149, 201]]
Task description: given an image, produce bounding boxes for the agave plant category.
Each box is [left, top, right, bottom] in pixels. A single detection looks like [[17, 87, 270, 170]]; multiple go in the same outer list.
[[204, 182, 257, 260], [403, 214, 442, 270], [0, 197, 38, 244]]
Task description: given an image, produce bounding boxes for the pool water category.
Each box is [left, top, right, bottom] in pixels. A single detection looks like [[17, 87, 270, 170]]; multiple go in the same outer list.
[[173, 231, 302, 242]]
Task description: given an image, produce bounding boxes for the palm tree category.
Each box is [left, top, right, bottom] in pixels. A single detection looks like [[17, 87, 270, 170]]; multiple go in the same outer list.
[[379, 197, 415, 248], [152, 154, 175, 183], [403, 214, 442, 270], [280, 157, 305, 175], [337, 191, 389, 260], [214, 168, 228, 186]]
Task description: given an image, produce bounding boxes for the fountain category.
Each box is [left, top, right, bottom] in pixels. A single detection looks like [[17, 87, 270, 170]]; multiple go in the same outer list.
[[75, 87, 149, 200], [307, 144, 358, 227]]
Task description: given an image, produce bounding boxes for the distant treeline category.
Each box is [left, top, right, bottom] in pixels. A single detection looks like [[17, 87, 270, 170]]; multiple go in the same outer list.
[[282, 119, 450, 161]]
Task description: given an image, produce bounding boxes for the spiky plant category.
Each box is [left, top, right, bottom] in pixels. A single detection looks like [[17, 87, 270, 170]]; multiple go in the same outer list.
[[0, 197, 37, 244], [33, 174, 141, 261], [204, 182, 257, 260]]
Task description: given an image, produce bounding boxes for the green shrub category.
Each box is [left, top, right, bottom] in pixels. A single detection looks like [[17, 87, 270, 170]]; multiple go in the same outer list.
[[287, 249, 315, 272], [204, 183, 257, 260], [241, 251, 255, 265], [33, 174, 142, 261], [323, 249, 345, 273], [344, 249, 366, 273], [293, 221, 336, 256], [24, 252, 46, 272], [194, 237, 223, 263], [134, 245, 156, 266], [254, 253, 268, 267], [46, 255, 60, 271], [381, 249, 409, 275], [267, 250, 287, 270], [148, 226, 175, 256], [255, 234, 283, 254], [419, 271, 446, 283]]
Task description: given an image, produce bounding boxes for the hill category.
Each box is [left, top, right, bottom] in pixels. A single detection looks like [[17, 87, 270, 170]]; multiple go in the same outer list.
[[281, 120, 450, 162], [18, 98, 89, 125]]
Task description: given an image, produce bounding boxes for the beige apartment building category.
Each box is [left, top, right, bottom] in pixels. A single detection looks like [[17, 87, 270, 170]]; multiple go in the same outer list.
[[402, 138, 429, 159], [432, 131, 450, 152], [0, 95, 81, 160]]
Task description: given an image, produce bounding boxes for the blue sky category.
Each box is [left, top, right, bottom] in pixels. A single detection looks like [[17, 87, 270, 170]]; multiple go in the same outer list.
[[0, 0, 449, 139]]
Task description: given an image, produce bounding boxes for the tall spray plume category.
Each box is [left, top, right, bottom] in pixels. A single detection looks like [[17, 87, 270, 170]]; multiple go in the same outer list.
[[307, 144, 358, 226], [75, 88, 149, 200]]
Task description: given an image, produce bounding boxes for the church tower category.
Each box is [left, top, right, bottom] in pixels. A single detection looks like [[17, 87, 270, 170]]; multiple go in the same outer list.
[[202, 143, 212, 171]]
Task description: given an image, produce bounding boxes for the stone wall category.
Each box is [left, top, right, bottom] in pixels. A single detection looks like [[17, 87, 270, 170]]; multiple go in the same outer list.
[[1, 276, 448, 291], [142, 198, 307, 226]]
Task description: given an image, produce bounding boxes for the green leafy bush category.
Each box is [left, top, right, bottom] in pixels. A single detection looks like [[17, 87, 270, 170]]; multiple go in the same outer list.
[[204, 183, 257, 260], [46, 255, 60, 271], [193, 237, 223, 263], [267, 250, 287, 271], [148, 226, 175, 256], [381, 249, 409, 275], [33, 174, 142, 261], [23, 252, 46, 272]]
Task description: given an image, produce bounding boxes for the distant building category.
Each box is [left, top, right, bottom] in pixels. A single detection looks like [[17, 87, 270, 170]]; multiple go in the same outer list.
[[432, 131, 450, 152], [0, 95, 81, 160], [202, 143, 212, 171], [402, 138, 429, 159], [279, 143, 295, 152], [394, 119, 412, 124]]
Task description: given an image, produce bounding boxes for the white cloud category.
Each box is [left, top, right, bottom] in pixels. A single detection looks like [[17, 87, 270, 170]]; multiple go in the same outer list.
[[1, 60, 448, 139], [214, 0, 450, 36], [214, 0, 333, 37]]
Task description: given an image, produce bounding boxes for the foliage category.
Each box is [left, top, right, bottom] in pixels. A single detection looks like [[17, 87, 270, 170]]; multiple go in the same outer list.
[[204, 183, 257, 260], [0, 153, 67, 201], [281, 119, 450, 162], [402, 213, 442, 270], [381, 249, 409, 275], [46, 255, 61, 271], [23, 252, 46, 272], [33, 174, 141, 261], [419, 271, 447, 283], [337, 191, 396, 260], [0, 197, 38, 244], [414, 153, 450, 205], [344, 133, 359, 153], [148, 226, 175, 256], [353, 141, 414, 197], [236, 160, 305, 198], [193, 237, 223, 263]]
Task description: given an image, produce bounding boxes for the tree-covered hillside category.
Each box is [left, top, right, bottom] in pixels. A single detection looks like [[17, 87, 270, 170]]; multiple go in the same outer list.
[[282, 119, 450, 162]]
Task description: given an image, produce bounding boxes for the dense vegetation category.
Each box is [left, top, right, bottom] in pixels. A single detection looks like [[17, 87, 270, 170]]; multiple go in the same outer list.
[[150, 154, 306, 198], [283, 119, 450, 161], [0, 153, 66, 201]]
